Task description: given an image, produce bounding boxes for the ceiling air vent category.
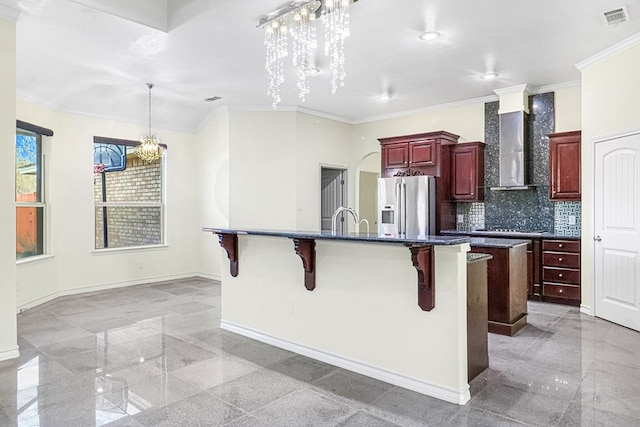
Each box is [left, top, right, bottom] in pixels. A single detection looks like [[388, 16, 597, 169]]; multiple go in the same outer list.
[[204, 96, 222, 102], [602, 6, 629, 25]]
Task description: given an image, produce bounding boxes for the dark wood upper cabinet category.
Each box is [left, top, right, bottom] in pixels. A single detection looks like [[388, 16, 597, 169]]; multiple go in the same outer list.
[[382, 142, 409, 170], [549, 130, 581, 201], [379, 131, 460, 233], [409, 139, 437, 167], [379, 131, 459, 178], [450, 142, 485, 202]]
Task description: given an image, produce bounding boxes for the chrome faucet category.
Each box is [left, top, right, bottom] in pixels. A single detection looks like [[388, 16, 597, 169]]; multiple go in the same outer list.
[[331, 207, 359, 234]]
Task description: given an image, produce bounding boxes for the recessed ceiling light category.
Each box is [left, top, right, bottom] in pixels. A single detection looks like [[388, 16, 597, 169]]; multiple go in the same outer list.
[[378, 93, 392, 101], [305, 67, 320, 75], [480, 72, 498, 80], [419, 31, 441, 41]]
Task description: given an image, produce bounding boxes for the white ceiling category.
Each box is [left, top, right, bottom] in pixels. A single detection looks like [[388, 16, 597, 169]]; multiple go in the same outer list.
[[5, 0, 640, 132]]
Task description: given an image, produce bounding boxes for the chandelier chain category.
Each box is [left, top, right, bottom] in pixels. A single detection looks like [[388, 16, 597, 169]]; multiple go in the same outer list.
[[147, 83, 153, 135], [137, 82, 163, 163]]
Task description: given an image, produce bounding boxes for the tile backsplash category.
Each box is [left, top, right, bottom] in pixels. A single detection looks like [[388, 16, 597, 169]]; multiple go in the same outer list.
[[554, 201, 581, 236], [452, 91, 581, 237], [456, 201, 582, 236], [481, 94, 555, 232], [456, 202, 485, 231]]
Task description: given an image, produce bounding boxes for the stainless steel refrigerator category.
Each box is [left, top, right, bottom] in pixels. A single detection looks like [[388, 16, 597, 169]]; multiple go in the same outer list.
[[377, 175, 436, 236]]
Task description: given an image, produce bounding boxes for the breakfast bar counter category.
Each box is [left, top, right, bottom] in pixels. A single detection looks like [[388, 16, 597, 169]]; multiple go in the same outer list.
[[203, 227, 478, 404]]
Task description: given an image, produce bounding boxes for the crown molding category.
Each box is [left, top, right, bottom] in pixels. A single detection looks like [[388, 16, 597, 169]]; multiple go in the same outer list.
[[352, 94, 498, 125], [0, 4, 20, 21], [528, 80, 581, 94], [576, 32, 640, 71], [493, 84, 532, 97]]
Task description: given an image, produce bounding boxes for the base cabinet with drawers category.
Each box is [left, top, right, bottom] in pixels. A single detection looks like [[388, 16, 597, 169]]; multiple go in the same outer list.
[[541, 239, 581, 305]]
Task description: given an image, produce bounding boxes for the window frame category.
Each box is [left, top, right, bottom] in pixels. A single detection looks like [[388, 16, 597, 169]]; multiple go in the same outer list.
[[93, 136, 166, 251], [15, 124, 50, 261]]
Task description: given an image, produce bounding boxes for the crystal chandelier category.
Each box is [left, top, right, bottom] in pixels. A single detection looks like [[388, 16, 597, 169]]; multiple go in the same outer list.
[[261, 0, 353, 108], [137, 83, 163, 163]]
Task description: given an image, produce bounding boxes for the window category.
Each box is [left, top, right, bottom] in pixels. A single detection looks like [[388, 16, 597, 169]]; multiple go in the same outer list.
[[16, 128, 45, 259], [93, 137, 165, 249]]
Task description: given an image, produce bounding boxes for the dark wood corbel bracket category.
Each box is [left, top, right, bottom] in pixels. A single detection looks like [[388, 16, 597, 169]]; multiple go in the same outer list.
[[407, 245, 435, 311], [217, 233, 238, 277], [293, 238, 316, 291]]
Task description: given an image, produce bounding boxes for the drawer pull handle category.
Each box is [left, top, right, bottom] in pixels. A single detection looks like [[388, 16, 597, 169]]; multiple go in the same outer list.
[[558, 244, 563, 248], [559, 258, 563, 262], [559, 273, 563, 278], [559, 289, 563, 294]]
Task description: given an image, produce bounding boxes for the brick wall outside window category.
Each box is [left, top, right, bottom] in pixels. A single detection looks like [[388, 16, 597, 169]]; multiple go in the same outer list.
[[94, 155, 163, 249]]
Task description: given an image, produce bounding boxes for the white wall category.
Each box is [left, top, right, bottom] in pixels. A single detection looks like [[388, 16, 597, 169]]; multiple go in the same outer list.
[[579, 38, 640, 311], [195, 108, 230, 280], [0, 15, 19, 360], [228, 111, 298, 229], [221, 235, 471, 404], [554, 85, 582, 132], [15, 99, 199, 309], [352, 102, 487, 164], [295, 113, 355, 230], [222, 110, 357, 232]]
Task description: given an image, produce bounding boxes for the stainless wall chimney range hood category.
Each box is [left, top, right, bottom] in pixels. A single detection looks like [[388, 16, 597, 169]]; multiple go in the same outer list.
[[490, 85, 534, 191]]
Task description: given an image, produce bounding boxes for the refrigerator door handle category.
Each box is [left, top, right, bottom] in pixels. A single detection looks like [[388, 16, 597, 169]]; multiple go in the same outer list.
[[395, 181, 402, 235], [400, 181, 407, 234]]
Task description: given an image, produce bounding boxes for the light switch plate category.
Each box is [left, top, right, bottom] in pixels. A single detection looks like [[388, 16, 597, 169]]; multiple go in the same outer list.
[[568, 215, 576, 225], [457, 214, 464, 224]]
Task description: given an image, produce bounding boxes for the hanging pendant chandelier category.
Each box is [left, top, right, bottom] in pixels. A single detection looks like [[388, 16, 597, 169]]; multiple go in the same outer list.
[[261, 0, 354, 109], [137, 83, 163, 163]]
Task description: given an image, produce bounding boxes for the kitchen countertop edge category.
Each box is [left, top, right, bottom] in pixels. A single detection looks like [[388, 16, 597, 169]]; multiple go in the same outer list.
[[203, 227, 471, 246], [467, 253, 493, 263], [440, 229, 581, 240], [468, 237, 531, 248]]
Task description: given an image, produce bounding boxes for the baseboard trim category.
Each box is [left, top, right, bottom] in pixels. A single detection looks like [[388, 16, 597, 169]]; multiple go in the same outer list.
[[193, 272, 221, 281], [0, 346, 20, 362], [580, 304, 593, 316], [221, 320, 470, 405], [17, 273, 214, 312]]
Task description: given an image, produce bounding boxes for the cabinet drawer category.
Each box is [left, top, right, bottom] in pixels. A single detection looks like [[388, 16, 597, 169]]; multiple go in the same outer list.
[[543, 251, 580, 269], [543, 283, 580, 300], [542, 267, 580, 285], [542, 240, 580, 253]]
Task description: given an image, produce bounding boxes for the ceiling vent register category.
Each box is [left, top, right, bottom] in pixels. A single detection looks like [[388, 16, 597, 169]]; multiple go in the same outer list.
[[602, 6, 629, 25]]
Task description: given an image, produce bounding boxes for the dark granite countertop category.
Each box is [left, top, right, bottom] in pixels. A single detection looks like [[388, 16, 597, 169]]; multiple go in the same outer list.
[[467, 253, 493, 263], [542, 233, 581, 240], [440, 229, 581, 240], [468, 237, 530, 248], [203, 227, 471, 246]]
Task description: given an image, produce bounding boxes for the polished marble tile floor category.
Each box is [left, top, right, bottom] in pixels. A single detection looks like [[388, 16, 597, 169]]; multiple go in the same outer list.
[[3, 277, 640, 426]]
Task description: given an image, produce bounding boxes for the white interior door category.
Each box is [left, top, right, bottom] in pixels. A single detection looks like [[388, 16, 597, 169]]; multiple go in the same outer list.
[[594, 131, 640, 331]]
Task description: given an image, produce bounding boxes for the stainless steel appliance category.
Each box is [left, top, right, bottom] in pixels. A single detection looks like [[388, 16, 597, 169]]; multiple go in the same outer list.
[[378, 175, 436, 236]]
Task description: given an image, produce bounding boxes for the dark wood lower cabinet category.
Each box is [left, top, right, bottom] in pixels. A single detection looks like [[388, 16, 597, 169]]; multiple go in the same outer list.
[[530, 239, 542, 299], [470, 244, 528, 336], [541, 239, 581, 306], [467, 254, 489, 381]]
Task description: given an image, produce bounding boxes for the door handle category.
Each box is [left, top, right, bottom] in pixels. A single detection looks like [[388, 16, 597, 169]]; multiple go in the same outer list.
[[594, 236, 602, 242]]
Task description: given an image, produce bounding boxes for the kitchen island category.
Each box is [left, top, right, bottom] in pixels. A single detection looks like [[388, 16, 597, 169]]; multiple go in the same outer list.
[[469, 238, 530, 336], [203, 227, 479, 404], [442, 230, 582, 306]]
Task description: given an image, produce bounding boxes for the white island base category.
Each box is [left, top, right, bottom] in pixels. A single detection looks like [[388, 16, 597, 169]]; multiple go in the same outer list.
[[214, 233, 472, 405]]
